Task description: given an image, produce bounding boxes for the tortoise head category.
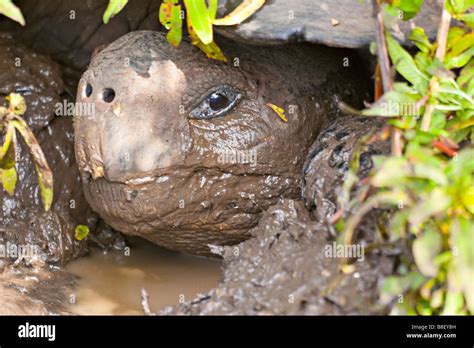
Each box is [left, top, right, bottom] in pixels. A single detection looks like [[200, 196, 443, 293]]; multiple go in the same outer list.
[[74, 30, 361, 255]]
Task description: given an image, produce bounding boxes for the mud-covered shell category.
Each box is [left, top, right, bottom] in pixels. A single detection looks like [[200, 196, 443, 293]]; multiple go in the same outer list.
[[216, 0, 442, 48]]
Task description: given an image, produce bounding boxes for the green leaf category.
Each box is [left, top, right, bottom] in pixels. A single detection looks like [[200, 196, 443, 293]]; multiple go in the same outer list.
[[74, 224, 90, 241], [409, 27, 432, 53], [388, 210, 409, 241], [457, 59, 474, 91], [5, 92, 26, 115], [457, 11, 474, 27], [446, 32, 474, 59], [408, 188, 452, 229], [447, 26, 467, 52], [343, 90, 420, 117], [441, 290, 465, 315], [0, 123, 15, 167], [386, 0, 423, 20], [386, 33, 429, 92], [461, 185, 474, 214], [187, 16, 226, 62], [0, 0, 25, 26], [372, 156, 411, 187], [159, 0, 173, 28], [0, 166, 17, 195], [103, 0, 128, 24], [208, 0, 218, 21], [414, 51, 431, 73], [446, 148, 474, 177], [380, 271, 426, 305], [213, 0, 265, 26], [426, 59, 456, 79], [412, 226, 442, 277], [160, 0, 182, 47], [184, 0, 213, 45], [394, 0, 424, 13], [11, 118, 53, 211], [452, 217, 474, 312], [445, 46, 474, 69], [413, 162, 448, 185]]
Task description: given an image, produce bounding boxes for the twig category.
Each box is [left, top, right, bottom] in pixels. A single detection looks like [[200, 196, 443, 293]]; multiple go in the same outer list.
[[435, 8, 452, 61], [372, 0, 402, 156], [421, 7, 452, 131], [141, 288, 153, 315], [372, 1, 393, 93]]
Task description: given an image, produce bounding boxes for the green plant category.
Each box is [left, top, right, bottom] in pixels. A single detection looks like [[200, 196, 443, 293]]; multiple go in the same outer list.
[[0, 93, 53, 210], [103, 0, 265, 61], [340, 0, 473, 315], [0, 0, 24, 25]]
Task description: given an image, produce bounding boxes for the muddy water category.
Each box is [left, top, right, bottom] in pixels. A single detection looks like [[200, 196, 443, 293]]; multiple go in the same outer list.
[[65, 238, 221, 315]]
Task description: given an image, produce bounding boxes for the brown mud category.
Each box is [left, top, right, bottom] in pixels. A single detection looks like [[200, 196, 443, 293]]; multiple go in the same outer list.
[[0, 35, 96, 265], [164, 199, 395, 315], [0, 264, 75, 315]]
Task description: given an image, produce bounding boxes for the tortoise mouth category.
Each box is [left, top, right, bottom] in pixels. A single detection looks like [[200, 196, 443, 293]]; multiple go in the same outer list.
[[81, 172, 261, 254], [123, 173, 170, 186]]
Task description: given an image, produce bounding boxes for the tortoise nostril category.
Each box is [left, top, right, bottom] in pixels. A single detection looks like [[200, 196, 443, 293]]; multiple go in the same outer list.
[[102, 88, 115, 103], [84, 83, 93, 98]]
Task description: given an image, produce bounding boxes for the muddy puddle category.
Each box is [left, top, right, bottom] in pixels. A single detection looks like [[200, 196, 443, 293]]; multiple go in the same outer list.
[[65, 238, 221, 315]]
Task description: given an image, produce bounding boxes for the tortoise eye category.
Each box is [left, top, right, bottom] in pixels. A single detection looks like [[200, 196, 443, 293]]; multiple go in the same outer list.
[[209, 92, 230, 111], [190, 85, 241, 120]]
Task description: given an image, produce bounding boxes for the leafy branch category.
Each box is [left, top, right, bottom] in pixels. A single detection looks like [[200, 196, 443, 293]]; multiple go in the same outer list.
[[340, 0, 474, 315], [0, 93, 53, 211], [103, 0, 265, 61]]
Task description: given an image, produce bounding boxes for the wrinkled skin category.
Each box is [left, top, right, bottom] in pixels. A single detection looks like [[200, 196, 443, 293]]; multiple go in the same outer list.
[[75, 31, 367, 255], [302, 116, 390, 221], [0, 36, 96, 264]]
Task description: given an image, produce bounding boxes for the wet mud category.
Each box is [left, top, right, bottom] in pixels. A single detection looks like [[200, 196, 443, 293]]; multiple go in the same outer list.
[[0, 36, 96, 264], [0, 263, 75, 315], [164, 199, 395, 315]]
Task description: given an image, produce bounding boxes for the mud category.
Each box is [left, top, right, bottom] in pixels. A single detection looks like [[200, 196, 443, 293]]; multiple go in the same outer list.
[[0, 35, 96, 264], [75, 30, 368, 256], [302, 116, 391, 221], [164, 199, 395, 315], [0, 263, 75, 315]]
